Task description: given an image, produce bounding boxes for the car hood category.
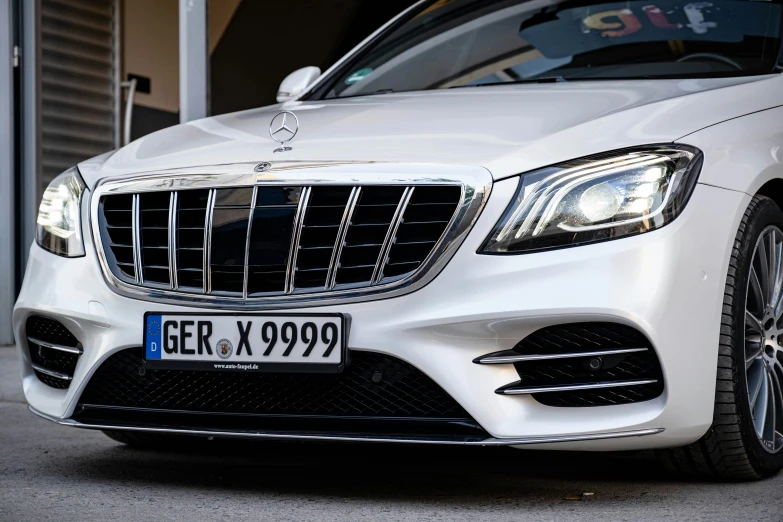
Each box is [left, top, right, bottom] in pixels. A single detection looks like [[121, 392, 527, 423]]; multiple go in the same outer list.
[[80, 75, 783, 187]]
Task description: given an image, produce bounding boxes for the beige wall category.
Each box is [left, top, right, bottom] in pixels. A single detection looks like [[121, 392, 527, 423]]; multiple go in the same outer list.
[[122, 0, 241, 113], [122, 0, 179, 112]]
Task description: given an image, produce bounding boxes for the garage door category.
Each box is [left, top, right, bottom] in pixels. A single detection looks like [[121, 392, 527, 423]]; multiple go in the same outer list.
[[38, 0, 118, 195]]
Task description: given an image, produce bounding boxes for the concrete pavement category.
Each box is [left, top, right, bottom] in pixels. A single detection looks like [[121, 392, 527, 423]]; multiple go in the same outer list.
[[0, 346, 782, 521], [0, 346, 23, 403]]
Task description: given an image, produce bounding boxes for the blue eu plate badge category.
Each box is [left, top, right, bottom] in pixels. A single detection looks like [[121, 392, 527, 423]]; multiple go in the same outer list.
[[145, 315, 162, 360]]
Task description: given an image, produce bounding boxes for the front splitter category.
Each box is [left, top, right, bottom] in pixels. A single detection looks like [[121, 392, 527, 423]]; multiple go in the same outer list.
[[29, 405, 664, 446]]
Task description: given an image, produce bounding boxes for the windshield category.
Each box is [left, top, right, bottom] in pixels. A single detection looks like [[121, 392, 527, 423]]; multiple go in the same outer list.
[[312, 0, 783, 99]]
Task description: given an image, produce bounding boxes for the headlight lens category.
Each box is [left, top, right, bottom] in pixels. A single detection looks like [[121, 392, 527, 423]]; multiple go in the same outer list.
[[481, 146, 703, 254], [36, 167, 86, 257]]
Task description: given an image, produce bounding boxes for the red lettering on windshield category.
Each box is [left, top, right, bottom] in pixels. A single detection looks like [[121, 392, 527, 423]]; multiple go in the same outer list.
[[583, 9, 643, 37]]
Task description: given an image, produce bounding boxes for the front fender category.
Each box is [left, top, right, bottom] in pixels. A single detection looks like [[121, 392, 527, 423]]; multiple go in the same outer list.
[[677, 105, 783, 197]]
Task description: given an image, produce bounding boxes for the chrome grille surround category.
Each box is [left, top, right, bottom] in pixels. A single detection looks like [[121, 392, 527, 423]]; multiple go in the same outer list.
[[89, 161, 492, 309]]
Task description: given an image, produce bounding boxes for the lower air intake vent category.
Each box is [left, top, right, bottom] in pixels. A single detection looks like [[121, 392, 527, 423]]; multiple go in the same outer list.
[[75, 348, 485, 439], [476, 323, 664, 407], [26, 315, 82, 389]]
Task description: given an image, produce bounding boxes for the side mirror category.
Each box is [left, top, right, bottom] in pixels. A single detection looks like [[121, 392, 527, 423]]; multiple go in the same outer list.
[[277, 66, 321, 103]]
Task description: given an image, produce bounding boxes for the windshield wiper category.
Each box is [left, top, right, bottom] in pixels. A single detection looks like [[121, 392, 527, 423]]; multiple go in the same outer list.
[[452, 76, 569, 88], [507, 75, 569, 84]]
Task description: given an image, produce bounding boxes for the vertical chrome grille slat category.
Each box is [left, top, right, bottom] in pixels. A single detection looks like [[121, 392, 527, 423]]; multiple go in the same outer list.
[[203, 189, 216, 294], [285, 186, 311, 294], [131, 194, 143, 284], [168, 192, 178, 290], [242, 187, 259, 299], [326, 187, 362, 290], [372, 187, 414, 284]]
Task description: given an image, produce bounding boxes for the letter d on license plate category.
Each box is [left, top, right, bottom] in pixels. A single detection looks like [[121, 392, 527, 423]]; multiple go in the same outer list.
[[143, 312, 346, 373]]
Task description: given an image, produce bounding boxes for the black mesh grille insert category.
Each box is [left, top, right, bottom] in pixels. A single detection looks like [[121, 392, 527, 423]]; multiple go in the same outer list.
[[335, 186, 405, 285], [176, 189, 209, 290], [247, 187, 302, 295], [139, 192, 171, 286], [99, 194, 135, 281], [27, 315, 79, 346], [26, 315, 81, 390], [510, 323, 664, 407], [295, 186, 353, 289], [79, 348, 471, 419], [384, 186, 461, 279], [35, 371, 72, 390]]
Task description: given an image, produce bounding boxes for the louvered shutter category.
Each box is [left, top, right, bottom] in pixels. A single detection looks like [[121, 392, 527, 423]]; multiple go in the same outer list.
[[38, 0, 118, 195]]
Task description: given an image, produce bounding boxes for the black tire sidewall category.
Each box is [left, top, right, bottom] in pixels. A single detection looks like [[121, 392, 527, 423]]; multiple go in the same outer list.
[[731, 197, 783, 476]]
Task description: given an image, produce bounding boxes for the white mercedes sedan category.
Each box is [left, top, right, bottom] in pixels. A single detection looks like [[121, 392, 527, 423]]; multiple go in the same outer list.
[[14, 0, 783, 481]]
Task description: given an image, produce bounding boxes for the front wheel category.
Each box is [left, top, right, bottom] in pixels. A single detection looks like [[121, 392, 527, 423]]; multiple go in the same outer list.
[[659, 195, 783, 480]]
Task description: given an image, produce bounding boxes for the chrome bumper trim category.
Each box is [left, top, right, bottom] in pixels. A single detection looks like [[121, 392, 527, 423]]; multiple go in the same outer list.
[[29, 406, 663, 446], [474, 347, 648, 364], [496, 379, 659, 395], [27, 337, 82, 355], [30, 365, 73, 381]]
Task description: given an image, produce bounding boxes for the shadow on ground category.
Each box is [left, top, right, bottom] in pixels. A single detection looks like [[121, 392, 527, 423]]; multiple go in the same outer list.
[[47, 436, 673, 502], [5, 402, 779, 521]]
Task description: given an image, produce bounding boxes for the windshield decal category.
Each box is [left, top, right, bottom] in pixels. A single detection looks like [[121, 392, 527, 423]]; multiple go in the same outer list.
[[345, 68, 373, 85], [520, 0, 782, 59]]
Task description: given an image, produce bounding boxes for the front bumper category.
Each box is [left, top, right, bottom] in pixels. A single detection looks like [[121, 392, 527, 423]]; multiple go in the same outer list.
[[14, 178, 750, 450]]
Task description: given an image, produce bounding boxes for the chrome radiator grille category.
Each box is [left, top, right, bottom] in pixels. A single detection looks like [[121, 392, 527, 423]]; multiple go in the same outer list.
[[97, 184, 463, 299]]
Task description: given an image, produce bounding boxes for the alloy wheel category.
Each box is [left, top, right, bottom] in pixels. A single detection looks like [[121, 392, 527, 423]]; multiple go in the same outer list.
[[744, 225, 783, 453]]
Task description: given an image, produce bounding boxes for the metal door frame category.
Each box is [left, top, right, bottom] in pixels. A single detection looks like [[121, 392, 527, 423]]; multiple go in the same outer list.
[[0, 0, 19, 345], [21, 0, 37, 286]]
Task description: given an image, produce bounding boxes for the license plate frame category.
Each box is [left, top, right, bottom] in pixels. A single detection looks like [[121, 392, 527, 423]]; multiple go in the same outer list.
[[142, 312, 348, 374]]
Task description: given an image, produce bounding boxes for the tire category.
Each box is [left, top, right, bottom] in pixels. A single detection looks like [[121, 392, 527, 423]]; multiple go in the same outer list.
[[658, 195, 783, 481]]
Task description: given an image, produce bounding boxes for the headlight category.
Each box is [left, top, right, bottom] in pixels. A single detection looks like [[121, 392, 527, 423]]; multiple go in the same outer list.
[[481, 146, 703, 254], [36, 167, 86, 257]]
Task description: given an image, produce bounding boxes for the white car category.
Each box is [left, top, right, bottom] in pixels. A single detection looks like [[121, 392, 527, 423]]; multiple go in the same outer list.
[[14, 0, 783, 481]]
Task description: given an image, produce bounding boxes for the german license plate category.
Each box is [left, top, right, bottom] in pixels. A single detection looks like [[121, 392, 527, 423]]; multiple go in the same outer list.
[[143, 313, 346, 373]]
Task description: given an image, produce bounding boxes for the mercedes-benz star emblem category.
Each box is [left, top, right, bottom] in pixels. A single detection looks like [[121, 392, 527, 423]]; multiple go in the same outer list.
[[269, 111, 299, 153], [254, 162, 272, 173]]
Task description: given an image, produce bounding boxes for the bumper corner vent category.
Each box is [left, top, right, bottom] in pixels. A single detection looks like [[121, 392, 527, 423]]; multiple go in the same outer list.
[[476, 323, 664, 407], [26, 315, 82, 390]]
